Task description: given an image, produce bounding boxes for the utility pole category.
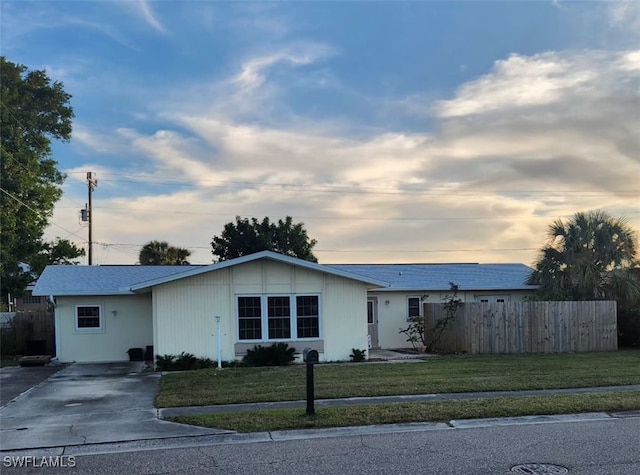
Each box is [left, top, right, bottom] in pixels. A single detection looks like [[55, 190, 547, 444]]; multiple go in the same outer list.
[[87, 172, 98, 265]]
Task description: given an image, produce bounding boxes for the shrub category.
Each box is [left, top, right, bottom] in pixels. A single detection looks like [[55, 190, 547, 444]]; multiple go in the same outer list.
[[175, 352, 198, 370], [350, 348, 366, 362], [155, 353, 218, 371], [155, 354, 176, 371], [243, 343, 296, 367]]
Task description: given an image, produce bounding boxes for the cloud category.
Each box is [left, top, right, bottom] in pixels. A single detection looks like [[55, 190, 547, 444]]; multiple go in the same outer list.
[[233, 44, 334, 90], [50, 47, 639, 266], [122, 0, 167, 34], [608, 0, 640, 35]]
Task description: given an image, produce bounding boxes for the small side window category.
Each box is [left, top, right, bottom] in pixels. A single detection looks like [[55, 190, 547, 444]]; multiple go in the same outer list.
[[407, 297, 421, 321], [76, 306, 102, 331]]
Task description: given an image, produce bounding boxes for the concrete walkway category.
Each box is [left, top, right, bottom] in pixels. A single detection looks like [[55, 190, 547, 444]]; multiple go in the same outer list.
[[159, 384, 640, 418]]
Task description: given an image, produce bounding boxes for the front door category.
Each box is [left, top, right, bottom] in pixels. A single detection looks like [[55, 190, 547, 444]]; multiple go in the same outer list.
[[367, 298, 379, 349]]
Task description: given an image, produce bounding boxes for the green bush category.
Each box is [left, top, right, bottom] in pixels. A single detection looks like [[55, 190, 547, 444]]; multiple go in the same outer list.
[[155, 353, 219, 371], [243, 343, 296, 367], [350, 348, 366, 362]]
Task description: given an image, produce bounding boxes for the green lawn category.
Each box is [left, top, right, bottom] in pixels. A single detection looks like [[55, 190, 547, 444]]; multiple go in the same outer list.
[[157, 350, 640, 408], [170, 391, 640, 433]]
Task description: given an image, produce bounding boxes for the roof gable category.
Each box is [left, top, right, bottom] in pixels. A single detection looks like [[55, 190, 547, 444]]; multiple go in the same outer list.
[[130, 251, 388, 291]]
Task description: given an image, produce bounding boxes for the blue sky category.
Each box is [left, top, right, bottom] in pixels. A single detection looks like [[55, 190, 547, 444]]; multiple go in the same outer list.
[[2, 1, 639, 265]]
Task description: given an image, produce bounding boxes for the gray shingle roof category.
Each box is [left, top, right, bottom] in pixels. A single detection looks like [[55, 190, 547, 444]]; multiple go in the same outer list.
[[33, 251, 389, 296], [33, 265, 198, 296], [326, 263, 536, 291], [33, 257, 536, 296]]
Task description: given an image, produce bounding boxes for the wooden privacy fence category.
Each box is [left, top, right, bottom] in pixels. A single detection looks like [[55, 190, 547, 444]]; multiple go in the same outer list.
[[424, 301, 617, 354], [0, 311, 55, 356]]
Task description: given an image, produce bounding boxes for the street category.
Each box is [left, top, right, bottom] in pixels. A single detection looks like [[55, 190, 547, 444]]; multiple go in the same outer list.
[[2, 414, 638, 474]]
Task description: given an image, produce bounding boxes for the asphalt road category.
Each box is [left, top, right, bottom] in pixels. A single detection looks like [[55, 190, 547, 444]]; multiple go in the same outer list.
[[2, 414, 638, 474]]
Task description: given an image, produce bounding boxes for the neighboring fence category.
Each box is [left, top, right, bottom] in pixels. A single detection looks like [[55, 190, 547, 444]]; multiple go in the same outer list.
[[424, 301, 617, 354], [0, 310, 55, 356]]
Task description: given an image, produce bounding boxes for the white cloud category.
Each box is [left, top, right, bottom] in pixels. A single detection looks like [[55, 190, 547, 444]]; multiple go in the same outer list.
[[233, 44, 334, 90], [49, 47, 640, 266], [434, 52, 603, 118], [608, 0, 640, 34], [122, 0, 167, 34]]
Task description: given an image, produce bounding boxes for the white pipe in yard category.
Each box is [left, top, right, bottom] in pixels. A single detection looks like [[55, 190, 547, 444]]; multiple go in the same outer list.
[[215, 315, 222, 369]]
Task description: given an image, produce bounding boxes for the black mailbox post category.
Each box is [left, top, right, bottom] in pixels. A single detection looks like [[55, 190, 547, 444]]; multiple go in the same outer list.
[[303, 348, 319, 415]]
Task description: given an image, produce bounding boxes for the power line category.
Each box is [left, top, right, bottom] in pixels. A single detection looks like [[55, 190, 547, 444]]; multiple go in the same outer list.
[[95, 241, 538, 254], [63, 172, 639, 197], [0, 187, 87, 242]]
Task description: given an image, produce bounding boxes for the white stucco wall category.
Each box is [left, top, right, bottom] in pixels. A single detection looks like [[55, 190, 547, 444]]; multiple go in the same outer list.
[[56, 295, 152, 362], [152, 259, 369, 362], [371, 289, 534, 349]]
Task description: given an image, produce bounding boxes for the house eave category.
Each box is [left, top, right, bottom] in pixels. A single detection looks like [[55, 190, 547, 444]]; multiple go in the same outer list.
[[32, 290, 135, 297]]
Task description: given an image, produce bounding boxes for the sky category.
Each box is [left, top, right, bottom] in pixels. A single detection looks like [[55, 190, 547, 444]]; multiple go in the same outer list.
[[2, 0, 639, 266]]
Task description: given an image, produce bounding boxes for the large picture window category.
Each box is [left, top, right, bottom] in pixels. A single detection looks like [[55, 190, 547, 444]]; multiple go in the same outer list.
[[237, 295, 320, 341], [76, 305, 102, 331]]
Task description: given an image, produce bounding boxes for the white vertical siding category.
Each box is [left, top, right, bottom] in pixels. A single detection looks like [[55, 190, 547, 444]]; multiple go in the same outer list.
[[322, 275, 369, 361], [152, 260, 368, 362], [57, 295, 152, 362], [153, 268, 233, 360]]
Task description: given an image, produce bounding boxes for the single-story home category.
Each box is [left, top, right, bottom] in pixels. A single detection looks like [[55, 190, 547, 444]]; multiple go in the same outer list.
[[33, 251, 387, 363], [33, 251, 536, 363]]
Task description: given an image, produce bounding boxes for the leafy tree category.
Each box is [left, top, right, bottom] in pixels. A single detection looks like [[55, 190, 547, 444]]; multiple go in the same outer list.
[[1, 57, 75, 300], [211, 216, 318, 262], [139, 241, 191, 265], [28, 238, 85, 276], [527, 210, 640, 303]]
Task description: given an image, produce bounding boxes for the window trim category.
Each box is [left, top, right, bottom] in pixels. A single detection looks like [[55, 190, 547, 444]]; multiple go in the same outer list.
[[75, 305, 103, 333], [407, 295, 422, 321], [236, 294, 322, 343]]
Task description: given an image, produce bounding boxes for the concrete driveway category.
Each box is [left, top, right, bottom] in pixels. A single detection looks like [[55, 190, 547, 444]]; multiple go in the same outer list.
[[0, 362, 230, 452], [0, 364, 64, 407]]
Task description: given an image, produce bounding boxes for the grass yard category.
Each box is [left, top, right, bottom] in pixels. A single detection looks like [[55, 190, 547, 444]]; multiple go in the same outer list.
[[157, 350, 640, 408], [169, 391, 640, 433]]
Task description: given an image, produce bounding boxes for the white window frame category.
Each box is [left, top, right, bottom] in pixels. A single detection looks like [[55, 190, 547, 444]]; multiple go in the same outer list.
[[236, 294, 322, 343], [75, 305, 103, 332], [407, 296, 422, 321]]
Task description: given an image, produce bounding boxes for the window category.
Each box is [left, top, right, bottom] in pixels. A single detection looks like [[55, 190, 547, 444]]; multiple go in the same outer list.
[[407, 296, 421, 321], [268, 296, 291, 339], [237, 295, 320, 341], [76, 305, 101, 331], [238, 297, 262, 340], [475, 295, 510, 303], [21, 295, 42, 304], [297, 296, 319, 338]]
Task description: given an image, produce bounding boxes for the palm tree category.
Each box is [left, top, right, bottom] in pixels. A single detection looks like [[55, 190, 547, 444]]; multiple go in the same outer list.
[[527, 210, 640, 303], [139, 241, 191, 265]]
